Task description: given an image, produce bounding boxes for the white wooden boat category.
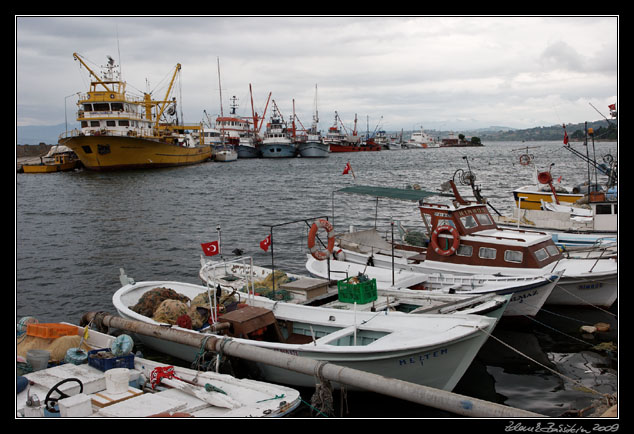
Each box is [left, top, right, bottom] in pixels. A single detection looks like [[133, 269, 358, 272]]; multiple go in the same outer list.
[[306, 255, 557, 317], [17, 323, 301, 417], [112, 276, 501, 391], [199, 256, 511, 317]]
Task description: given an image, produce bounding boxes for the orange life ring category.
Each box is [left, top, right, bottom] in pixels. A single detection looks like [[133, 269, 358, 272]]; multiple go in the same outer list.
[[431, 225, 459, 256], [307, 218, 335, 260]]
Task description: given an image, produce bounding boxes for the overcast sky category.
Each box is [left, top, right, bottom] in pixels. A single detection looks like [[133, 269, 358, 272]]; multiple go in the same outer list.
[[15, 15, 618, 133]]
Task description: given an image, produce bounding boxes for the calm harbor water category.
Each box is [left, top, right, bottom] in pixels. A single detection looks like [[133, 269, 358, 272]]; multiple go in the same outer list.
[[15, 140, 618, 418]]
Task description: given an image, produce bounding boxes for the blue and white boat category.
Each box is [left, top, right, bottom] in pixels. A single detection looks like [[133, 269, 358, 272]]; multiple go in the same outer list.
[[260, 103, 296, 158]]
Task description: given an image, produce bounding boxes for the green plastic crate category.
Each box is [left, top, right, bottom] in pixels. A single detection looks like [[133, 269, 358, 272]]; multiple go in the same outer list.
[[337, 277, 377, 304]]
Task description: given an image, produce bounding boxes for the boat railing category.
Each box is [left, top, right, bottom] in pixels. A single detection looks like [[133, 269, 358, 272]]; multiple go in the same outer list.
[[200, 256, 257, 311]]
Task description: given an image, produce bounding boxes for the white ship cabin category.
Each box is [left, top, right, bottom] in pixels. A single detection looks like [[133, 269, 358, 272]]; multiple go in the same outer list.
[[419, 202, 563, 270]]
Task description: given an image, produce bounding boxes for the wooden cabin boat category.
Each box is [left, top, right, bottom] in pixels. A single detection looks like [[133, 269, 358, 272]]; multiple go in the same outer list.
[[328, 185, 617, 308]]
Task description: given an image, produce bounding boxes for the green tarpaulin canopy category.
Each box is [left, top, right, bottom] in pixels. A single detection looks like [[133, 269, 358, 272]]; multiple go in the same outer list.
[[336, 185, 451, 201]]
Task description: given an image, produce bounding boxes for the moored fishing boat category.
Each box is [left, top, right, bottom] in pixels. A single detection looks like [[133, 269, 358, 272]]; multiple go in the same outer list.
[[297, 85, 328, 158], [198, 256, 510, 317], [331, 184, 617, 308], [406, 126, 439, 148], [305, 254, 556, 317], [260, 102, 297, 158], [17, 322, 301, 417], [59, 54, 212, 171], [19, 145, 80, 173], [113, 271, 501, 391]]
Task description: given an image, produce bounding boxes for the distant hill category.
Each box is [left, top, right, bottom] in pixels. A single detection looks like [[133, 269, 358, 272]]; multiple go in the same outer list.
[[467, 120, 617, 142]]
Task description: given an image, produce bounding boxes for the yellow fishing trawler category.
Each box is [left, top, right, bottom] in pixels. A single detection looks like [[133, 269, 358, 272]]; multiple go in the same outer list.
[[59, 54, 212, 171]]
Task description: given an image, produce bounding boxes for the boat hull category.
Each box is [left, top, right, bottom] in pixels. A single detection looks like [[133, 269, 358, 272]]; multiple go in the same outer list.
[[61, 135, 212, 171], [513, 188, 584, 210], [329, 143, 381, 152], [113, 280, 498, 392], [260, 143, 297, 158], [306, 255, 556, 317], [236, 145, 260, 158], [20, 161, 78, 173], [297, 141, 329, 158]]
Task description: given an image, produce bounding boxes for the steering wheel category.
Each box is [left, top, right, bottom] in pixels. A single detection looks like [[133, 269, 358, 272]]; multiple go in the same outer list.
[[44, 378, 84, 413]]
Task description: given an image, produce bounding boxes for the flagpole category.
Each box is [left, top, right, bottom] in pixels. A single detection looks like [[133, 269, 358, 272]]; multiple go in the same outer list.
[[216, 224, 222, 258]]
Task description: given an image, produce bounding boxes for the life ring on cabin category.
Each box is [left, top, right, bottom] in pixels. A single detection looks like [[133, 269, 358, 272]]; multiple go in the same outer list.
[[519, 154, 532, 166], [430, 225, 460, 256], [307, 218, 335, 261]]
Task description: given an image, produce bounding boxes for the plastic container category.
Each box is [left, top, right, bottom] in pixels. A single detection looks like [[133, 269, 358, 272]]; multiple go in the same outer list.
[[26, 349, 50, 371], [105, 368, 130, 394], [26, 323, 77, 339], [64, 348, 88, 365], [88, 348, 135, 372], [337, 277, 378, 304]]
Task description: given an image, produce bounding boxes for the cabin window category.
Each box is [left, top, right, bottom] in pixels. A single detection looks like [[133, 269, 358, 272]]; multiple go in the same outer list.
[[479, 247, 497, 260], [476, 213, 493, 226], [456, 244, 473, 257], [119, 120, 130, 127], [534, 248, 549, 261], [504, 250, 523, 263], [83, 104, 93, 111], [93, 103, 110, 111], [460, 215, 478, 229], [106, 121, 116, 127], [81, 145, 92, 154], [111, 103, 124, 111], [595, 204, 613, 215], [98, 144, 111, 155], [546, 245, 560, 256], [81, 121, 88, 128], [438, 219, 455, 228], [90, 121, 100, 127]]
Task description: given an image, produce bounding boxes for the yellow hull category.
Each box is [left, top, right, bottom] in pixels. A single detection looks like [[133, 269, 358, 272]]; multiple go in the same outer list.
[[513, 189, 584, 210], [61, 135, 212, 171], [21, 161, 78, 173]]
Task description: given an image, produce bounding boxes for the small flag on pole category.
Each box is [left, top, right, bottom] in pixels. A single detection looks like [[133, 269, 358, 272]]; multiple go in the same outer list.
[[260, 234, 271, 252], [342, 161, 355, 178], [201, 240, 220, 256]]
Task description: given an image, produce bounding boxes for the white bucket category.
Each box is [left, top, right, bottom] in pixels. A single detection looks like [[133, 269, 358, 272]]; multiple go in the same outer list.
[[26, 349, 50, 371], [104, 368, 130, 394]]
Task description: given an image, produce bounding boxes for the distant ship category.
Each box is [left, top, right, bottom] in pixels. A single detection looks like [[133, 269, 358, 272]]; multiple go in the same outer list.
[[59, 53, 212, 171]]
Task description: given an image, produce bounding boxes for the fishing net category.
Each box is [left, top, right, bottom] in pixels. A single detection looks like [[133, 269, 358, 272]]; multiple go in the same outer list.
[[130, 287, 191, 317]]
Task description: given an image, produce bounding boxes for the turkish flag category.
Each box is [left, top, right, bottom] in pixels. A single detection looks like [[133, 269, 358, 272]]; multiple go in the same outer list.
[[563, 130, 569, 145], [342, 162, 351, 175], [201, 240, 220, 256], [260, 234, 271, 252]]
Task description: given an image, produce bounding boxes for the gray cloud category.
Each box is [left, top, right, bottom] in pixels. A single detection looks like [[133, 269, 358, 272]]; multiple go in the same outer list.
[[16, 15, 618, 131]]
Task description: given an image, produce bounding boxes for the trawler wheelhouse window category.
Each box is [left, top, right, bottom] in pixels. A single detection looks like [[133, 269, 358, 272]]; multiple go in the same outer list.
[[504, 250, 523, 263], [479, 247, 497, 260], [534, 248, 549, 261], [460, 215, 478, 229], [476, 213, 493, 226], [456, 244, 473, 257]]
